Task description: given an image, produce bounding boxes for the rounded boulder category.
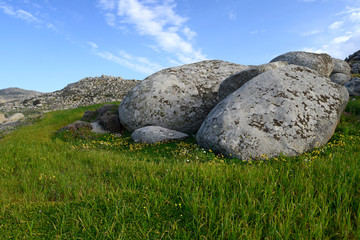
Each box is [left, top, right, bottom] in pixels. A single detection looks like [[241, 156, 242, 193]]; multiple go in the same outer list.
[[196, 65, 349, 160], [119, 60, 248, 134]]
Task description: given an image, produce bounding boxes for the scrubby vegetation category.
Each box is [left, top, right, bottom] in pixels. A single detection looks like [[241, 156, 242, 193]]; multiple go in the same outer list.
[[1, 98, 360, 239]]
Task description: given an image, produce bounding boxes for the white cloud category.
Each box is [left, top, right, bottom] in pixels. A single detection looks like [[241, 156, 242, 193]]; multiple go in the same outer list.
[[302, 6, 360, 59], [96, 50, 162, 75], [88, 41, 162, 75], [98, 0, 206, 64], [88, 42, 99, 49], [105, 13, 116, 26], [302, 30, 322, 36], [328, 21, 344, 30], [228, 10, 237, 20], [0, 3, 40, 23]]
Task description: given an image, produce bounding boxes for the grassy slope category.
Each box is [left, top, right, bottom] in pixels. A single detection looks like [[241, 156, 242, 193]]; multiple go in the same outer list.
[[0, 99, 360, 239]]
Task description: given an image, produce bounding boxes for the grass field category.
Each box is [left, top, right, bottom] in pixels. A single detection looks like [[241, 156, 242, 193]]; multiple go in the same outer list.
[[0, 97, 360, 239]]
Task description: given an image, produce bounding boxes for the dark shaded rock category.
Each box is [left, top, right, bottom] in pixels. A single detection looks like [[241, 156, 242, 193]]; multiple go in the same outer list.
[[99, 111, 124, 133], [81, 110, 98, 122], [59, 121, 92, 132], [344, 77, 360, 96]]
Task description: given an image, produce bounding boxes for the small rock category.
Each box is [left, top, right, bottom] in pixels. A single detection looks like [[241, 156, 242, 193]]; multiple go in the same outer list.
[[0, 113, 5, 124], [330, 73, 352, 85], [131, 126, 188, 144], [6, 113, 25, 123]]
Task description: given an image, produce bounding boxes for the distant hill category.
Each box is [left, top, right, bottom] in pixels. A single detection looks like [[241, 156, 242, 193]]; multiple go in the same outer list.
[[0, 87, 43, 103]]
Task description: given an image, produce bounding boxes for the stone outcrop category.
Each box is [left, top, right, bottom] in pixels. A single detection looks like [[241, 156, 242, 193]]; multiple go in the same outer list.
[[270, 51, 334, 77], [218, 61, 288, 101], [344, 77, 360, 96], [196, 65, 349, 160], [0, 75, 140, 114], [119, 60, 248, 134], [345, 50, 360, 74], [131, 126, 188, 144]]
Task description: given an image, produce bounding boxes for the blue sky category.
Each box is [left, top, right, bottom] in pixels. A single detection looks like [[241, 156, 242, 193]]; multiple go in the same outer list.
[[1, 0, 360, 92]]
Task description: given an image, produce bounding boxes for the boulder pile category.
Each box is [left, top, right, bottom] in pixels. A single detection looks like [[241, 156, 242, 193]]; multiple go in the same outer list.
[[0, 75, 140, 113], [118, 51, 350, 159]]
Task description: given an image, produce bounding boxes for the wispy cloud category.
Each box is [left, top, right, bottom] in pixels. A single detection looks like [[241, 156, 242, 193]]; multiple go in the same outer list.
[[0, 2, 40, 23], [88, 41, 163, 76], [302, 6, 360, 59], [98, 0, 206, 65], [302, 30, 322, 36], [0, 1, 61, 32], [228, 10, 237, 21]]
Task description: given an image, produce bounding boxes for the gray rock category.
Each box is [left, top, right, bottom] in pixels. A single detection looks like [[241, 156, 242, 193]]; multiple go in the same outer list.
[[119, 60, 248, 134], [330, 73, 352, 85], [131, 126, 188, 144], [270, 51, 334, 77], [90, 121, 107, 134], [332, 58, 352, 74], [218, 61, 288, 101], [196, 65, 349, 160], [0, 113, 5, 124], [344, 77, 360, 96], [6, 113, 25, 123]]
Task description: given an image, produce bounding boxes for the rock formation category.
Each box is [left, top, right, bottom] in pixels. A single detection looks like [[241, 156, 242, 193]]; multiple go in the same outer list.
[[0, 75, 140, 113], [119, 60, 248, 134], [270, 51, 334, 77], [196, 65, 349, 160]]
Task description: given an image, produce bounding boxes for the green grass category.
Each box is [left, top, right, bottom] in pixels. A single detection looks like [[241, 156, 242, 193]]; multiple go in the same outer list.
[[1, 99, 360, 239]]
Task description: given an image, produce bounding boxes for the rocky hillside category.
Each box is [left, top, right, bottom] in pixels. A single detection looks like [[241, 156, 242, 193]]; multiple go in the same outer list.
[[345, 50, 360, 74], [0, 75, 140, 114], [0, 88, 42, 104]]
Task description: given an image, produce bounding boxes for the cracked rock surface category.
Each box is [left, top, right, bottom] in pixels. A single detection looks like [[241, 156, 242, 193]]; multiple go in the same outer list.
[[196, 65, 349, 160], [119, 60, 248, 134]]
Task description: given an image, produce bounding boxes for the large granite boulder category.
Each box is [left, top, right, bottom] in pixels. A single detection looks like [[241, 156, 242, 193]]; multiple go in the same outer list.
[[218, 61, 288, 101], [270, 51, 334, 77], [131, 126, 188, 144], [196, 65, 349, 160], [119, 60, 248, 134], [344, 77, 360, 96]]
